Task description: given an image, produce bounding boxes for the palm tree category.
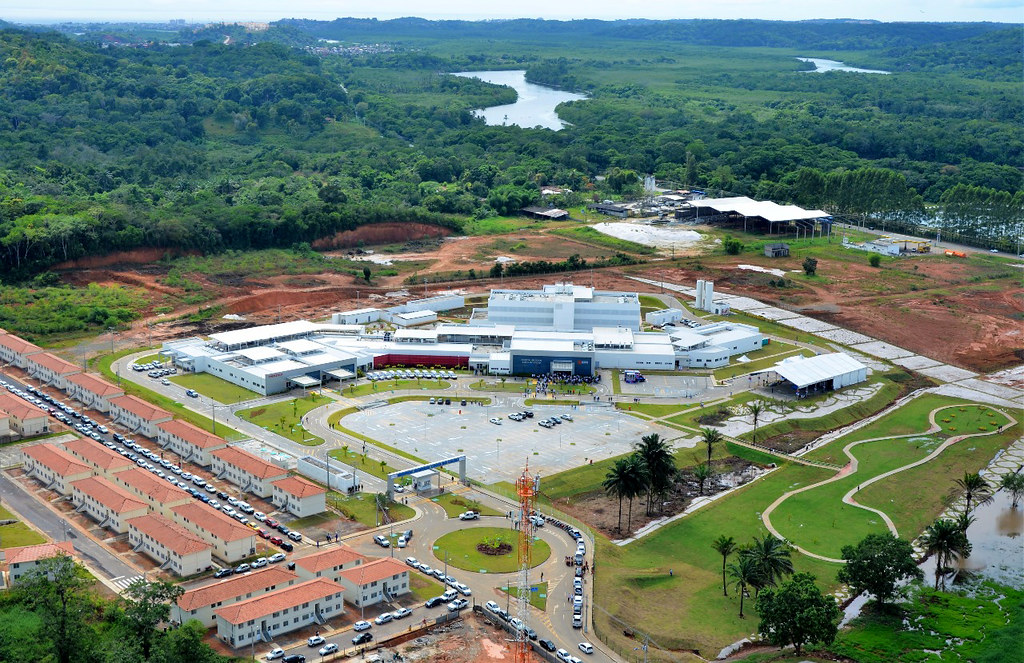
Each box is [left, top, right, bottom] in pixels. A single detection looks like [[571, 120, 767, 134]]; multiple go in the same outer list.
[[921, 519, 972, 590], [956, 472, 993, 516], [694, 463, 714, 496], [622, 454, 647, 534], [727, 556, 759, 617], [701, 427, 724, 464], [747, 401, 765, 443], [602, 458, 631, 533], [712, 535, 737, 597], [1000, 472, 1024, 509], [635, 434, 676, 515], [740, 534, 794, 593]]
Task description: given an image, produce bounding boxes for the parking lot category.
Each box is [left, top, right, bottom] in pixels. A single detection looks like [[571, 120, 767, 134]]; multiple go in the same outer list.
[[342, 398, 680, 482], [617, 372, 715, 398]]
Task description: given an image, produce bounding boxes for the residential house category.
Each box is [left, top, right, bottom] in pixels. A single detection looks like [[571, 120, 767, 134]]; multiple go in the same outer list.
[[127, 513, 212, 577], [113, 467, 192, 517], [271, 476, 326, 518], [172, 566, 298, 627], [71, 476, 149, 534], [25, 352, 81, 390], [337, 557, 409, 608], [64, 372, 124, 413], [108, 395, 172, 439], [3, 541, 74, 583], [171, 502, 256, 563], [156, 419, 228, 467], [0, 333, 42, 368], [214, 578, 345, 648], [292, 545, 365, 586], [210, 446, 288, 498], [63, 438, 135, 476], [0, 392, 49, 437], [21, 443, 93, 495]]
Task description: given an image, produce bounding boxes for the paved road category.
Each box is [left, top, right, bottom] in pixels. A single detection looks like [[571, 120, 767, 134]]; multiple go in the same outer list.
[[0, 472, 140, 582]]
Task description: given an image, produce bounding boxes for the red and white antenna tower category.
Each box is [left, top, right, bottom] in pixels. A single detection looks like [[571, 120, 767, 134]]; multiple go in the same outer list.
[[514, 461, 539, 663]]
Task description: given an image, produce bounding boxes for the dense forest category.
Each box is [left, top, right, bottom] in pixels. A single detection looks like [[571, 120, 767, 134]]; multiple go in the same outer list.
[[0, 18, 1020, 280]]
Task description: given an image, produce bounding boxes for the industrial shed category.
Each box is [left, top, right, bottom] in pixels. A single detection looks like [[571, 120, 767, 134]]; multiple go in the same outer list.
[[759, 352, 867, 397]]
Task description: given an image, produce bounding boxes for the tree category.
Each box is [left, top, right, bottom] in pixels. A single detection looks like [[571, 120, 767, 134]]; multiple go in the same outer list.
[[701, 427, 723, 464], [120, 578, 185, 660], [603, 457, 631, 533], [151, 620, 229, 663], [747, 401, 765, 443], [920, 518, 972, 590], [712, 535, 737, 597], [756, 573, 840, 655], [362, 266, 371, 281], [14, 554, 93, 663], [1000, 472, 1024, 509], [621, 453, 647, 533], [956, 471, 993, 517], [694, 462, 714, 496], [723, 236, 743, 255], [869, 254, 881, 267], [837, 534, 923, 607], [802, 257, 818, 276], [741, 534, 794, 593], [727, 555, 759, 617], [635, 433, 676, 515]]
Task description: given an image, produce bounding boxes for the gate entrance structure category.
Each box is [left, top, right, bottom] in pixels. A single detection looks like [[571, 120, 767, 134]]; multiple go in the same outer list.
[[386, 456, 467, 499]]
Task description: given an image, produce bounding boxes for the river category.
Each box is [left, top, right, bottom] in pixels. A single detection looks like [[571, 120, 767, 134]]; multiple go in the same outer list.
[[797, 57, 891, 74], [451, 70, 587, 130]]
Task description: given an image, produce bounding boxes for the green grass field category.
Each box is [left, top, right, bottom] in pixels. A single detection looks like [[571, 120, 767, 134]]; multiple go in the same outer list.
[[433, 527, 551, 573], [409, 573, 446, 602], [237, 394, 329, 445], [549, 226, 658, 255], [134, 353, 170, 366], [169, 372, 259, 404], [0, 506, 46, 547], [499, 581, 549, 611], [328, 447, 400, 480], [432, 493, 503, 518], [327, 492, 414, 527], [469, 379, 594, 395]]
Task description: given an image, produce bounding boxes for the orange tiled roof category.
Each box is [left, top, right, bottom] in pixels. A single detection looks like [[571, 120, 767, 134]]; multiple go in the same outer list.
[[171, 503, 256, 543], [293, 545, 365, 574], [22, 443, 92, 476], [108, 394, 172, 421], [0, 334, 42, 355], [63, 438, 135, 472], [211, 446, 288, 480], [3, 541, 73, 565], [338, 557, 408, 586], [115, 467, 192, 505], [65, 372, 124, 397], [214, 578, 342, 625], [272, 475, 325, 499], [157, 419, 227, 450], [71, 476, 148, 514], [177, 566, 298, 611], [29, 352, 81, 375], [0, 392, 48, 421], [127, 513, 211, 556]]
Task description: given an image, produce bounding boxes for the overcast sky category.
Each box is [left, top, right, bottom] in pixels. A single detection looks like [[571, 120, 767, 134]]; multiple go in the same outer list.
[[3, 0, 1019, 24]]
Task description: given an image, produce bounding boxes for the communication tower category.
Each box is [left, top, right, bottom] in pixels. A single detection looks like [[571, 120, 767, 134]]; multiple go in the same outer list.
[[514, 462, 540, 663]]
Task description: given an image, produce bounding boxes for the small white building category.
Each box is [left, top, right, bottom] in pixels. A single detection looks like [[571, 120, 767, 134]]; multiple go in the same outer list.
[[71, 476, 149, 534], [761, 352, 868, 397], [338, 557, 410, 608], [156, 419, 229, 467], [0, 333, 42, 368], [211, 446, 289, 498], [171, 502, 257, 563], [645, 308, 683, 327], [127, 513, 212, 577], [113, 467, 193, 517], [26, 352, 81, 390], [332, 307, 383, 325], [3, 541, 74, 584], [271, 476, 326, 518], [108, 395, 173, 439], [64, 372, 125, 414], [63, 438, 135, 477], [214, 578, 345, 649], [390, 309, 438, 327], [293, 545, 365, 586], [0, 393, 50, 437], [172, 566, 299, 627], [21, 443, 93, 495], [295, 456, 356, 494]]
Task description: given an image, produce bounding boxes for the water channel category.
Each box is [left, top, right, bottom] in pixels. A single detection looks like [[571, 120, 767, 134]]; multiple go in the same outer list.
[[797, 57, 891, 74], [451, 70, 587, 130]]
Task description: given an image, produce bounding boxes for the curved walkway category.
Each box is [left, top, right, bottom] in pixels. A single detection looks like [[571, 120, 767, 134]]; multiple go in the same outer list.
[[761, 403, 1017, 563]]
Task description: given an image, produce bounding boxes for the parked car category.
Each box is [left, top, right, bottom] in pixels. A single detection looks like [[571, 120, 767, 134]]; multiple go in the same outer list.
[[287, 531, 302, 542], [251, 557, 268, 569], [282, 655, 305, 663], [306, 635, 325, 647], [373, 534, 390, 547], [352, 632, 373, 646], [352, 621, 371, 632], [578, 642, 594, 655], [425, 596, 445, 608], [214, 568, 233, 579], [374, 613, 393, 625], [539, 639, 557, 652], [318, 644, 338, 656], [185, 389, 199, 398], [447, 598, 468, 611], [265, 647, 285, 660], [392, 607, 412, 619], [458, 511, 479, 521], [489, 417, 502, 425], [405, 557, 419, 567], [268, 553, 286, 564], [233, 563, 251, 574]]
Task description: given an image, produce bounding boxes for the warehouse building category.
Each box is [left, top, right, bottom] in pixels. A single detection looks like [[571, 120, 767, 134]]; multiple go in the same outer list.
[[21, 443, 93, 495], [71, 476, 149, 534], [171, 502, 257, 563], [211, 446, 289, 498], [64, 372, 125, 413], [271, 476, 326, 517], [156, 419, 229, 467], [645, 308, 683, 327], [172, 566, 299, 627], [214, 578, 345, 648], [3, 542, 74, 584], [127, 513, 212, 577]]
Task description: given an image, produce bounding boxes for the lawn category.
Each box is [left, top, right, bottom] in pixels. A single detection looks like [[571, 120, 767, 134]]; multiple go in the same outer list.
[[667, 392, 761, 430], [327, 492, 414, 527], [169, 372, 259, 404], [433, 527, 551, 573], [713, 348, 813, 380], [328, 447, 400, 480], [432, 493, 504, 518], [340, 379, 449, 398], [593, 462, 840, 660], [499, 581, 548, 610], [237, 394, 329, 446], [409, 573, 446, 602], [133, 353, 171, 366], [616, 401, 696, 418], [470, 379, 594, 395], [0, 506, 45, 547]]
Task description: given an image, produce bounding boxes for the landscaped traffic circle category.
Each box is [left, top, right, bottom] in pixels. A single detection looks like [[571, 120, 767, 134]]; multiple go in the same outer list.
[[433, 526, 551, 573]]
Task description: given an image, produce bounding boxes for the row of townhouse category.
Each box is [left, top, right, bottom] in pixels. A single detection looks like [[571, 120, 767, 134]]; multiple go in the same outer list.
[[0, 391, 49, 438], [126, 513, 212, 576], [25, 352, 81, 390], [211, 446, 327, 516], [64, 372, 124, 413], [71, 475, 149, 533], [172, 566, 300, 627], [21, 443, 93, 494], [112, 467, 192, 517], [156, 418, 228, 466], [1, 541, 74, 584], [170, 502, 257, 563], [108, 394, 173, 439], [215, 578, 346, 648], [0, 333, 42, 368]]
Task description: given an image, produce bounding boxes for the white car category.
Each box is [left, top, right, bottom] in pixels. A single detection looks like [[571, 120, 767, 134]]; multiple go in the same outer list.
[[374, 613, 393, 625], [458, 511, 479, 521], [489, 417, 502, 425], [392, 607, 412, 619], [268, 553, 286, 564], [557, 649, 572, 662], [265, 647, 285, 660], [254, 511, 266, 521], [307, 635, 325, 647], [318, 643, 338, 656], [352, 620, 372, 631], [579, 642, 594, 654], [455, 583, 472, 596], [405, 557, 419, 567]]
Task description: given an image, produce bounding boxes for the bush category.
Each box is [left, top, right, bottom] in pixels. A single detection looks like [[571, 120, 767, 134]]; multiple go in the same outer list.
[[802, 257, 818, 276], [869, 254, 882, 267]]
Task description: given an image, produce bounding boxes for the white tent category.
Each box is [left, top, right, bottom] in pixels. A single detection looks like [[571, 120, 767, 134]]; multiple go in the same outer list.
[[765, 353, 867, 390]]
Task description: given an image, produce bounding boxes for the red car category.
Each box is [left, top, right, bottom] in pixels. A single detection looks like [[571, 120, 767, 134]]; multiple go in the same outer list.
[[257, 528, 269, 539], [269, 536, 284, 545], [264, 518, 280, 529]]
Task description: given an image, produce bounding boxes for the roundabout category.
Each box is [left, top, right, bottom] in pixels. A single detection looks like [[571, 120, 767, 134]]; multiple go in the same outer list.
[[432, 526, 551, 573]]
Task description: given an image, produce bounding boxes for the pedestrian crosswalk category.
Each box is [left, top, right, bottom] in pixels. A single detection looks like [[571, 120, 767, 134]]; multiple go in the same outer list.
[[109, 574, 144, 592]]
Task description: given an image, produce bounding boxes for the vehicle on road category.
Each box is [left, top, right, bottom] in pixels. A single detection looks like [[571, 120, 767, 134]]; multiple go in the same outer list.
[[458, 510, 479, 520], [318, 644, 338, 656], [214, 568, 233, 578], [307, 635, 325, 647], [578, 642, 594, 654], [233, 563, 251, 574], [374, 613, 393, 625], [489, 417, 502, 425], [251, 557, 268, 568], [455, 582, 472, 596], [287, 531, 302, 542], [572, 614, 583, 628], [405, 557, 419, 567], [185, 389, 199, 398], [485, 601, 500, 613], [392, 607, 412, 619], [352, 620, 371, 631], [424, 596, 445, 608], [373, 534, 390, 547], [556, 650, 572, 662], [268, 553, 286, 564], [539, 639, 557, 652], [265, 647, 285, 660], [447, 598, 468, 611], [282, 655, 305, 663], [352, 632, 373, 646]]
